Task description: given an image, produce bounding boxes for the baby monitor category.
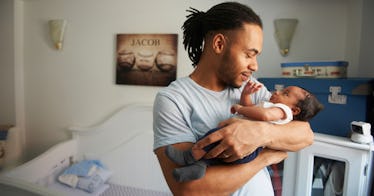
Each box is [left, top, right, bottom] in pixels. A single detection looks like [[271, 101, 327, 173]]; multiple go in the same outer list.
[[350, 121, 373, 144]]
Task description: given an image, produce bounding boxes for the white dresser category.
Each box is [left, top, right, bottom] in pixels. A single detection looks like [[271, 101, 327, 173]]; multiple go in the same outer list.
[[282, 133, 373, 196]]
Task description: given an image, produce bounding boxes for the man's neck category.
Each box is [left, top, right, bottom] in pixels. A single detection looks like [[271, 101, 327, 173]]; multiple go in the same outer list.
[[189, 68, 226, 92]]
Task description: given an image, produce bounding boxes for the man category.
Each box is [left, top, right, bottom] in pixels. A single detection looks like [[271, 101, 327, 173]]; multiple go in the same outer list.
[[153, 2, 313, 195]]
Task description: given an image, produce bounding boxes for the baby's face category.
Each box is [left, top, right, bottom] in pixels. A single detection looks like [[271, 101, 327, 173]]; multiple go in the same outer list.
[[270, 86, 307, 107]]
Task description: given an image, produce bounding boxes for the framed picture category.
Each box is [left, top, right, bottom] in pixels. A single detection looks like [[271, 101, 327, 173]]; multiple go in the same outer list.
[[116, 34, 178, 86]]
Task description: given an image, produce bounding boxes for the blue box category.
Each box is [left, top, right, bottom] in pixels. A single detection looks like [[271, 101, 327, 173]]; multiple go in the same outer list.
[[281, 61, 348, 78], [258, 78, 374, 137]]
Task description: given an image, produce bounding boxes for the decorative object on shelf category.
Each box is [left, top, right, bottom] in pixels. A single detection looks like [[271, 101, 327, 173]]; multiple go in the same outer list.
[[274, 18, 298, 56], [48, 19, 67, 50], [280, 61, 348, 78]]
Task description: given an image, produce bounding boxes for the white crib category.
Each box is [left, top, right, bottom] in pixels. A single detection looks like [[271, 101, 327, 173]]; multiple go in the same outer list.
[[0, 103, 171, 196]]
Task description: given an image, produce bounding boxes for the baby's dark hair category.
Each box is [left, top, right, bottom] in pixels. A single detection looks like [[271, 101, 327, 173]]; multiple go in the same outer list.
[[182, 2, 262, 67], [294, 88, 324, 121]]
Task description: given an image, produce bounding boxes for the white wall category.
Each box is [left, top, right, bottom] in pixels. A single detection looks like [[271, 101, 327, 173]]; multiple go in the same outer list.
[[254, 0, 358, 77], [0, 0, 15, 125], [358, 0, 374, 76], [5, 0, 372, 161]]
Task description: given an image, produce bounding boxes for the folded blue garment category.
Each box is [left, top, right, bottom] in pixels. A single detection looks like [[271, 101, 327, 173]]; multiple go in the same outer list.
[[58, 160, 113, 193], [77, 167, 113, 193], [63, 160, 105, 177]]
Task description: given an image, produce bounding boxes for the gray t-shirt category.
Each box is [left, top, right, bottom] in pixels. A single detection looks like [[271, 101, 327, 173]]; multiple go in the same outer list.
[[153, 76, 274, 196]]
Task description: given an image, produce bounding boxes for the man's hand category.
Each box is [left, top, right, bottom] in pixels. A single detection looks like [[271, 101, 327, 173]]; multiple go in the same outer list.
[[193, 117, 272, 162]]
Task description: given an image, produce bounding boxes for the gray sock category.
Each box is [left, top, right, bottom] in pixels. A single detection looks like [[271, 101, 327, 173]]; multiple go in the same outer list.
[[173, 161, 207, 182], [165, 145, 196, 165]]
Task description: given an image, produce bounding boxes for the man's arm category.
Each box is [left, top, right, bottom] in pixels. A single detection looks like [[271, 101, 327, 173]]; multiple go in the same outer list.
[[195, 118, 313, 163], [265, 120, 314, 151], [155, 142, 287, 196]]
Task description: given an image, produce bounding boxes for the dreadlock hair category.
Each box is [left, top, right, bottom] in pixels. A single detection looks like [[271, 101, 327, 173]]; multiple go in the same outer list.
[[293, 89, 324, 121], [182, 2, 262, 67]]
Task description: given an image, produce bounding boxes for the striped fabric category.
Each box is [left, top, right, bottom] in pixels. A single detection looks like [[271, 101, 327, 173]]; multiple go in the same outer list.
[[101, 184, 171, 196]]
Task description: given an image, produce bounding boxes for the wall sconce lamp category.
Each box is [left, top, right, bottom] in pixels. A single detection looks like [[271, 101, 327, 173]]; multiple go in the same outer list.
[[48, 19, 67, 50], [274, 18, 298, 56]]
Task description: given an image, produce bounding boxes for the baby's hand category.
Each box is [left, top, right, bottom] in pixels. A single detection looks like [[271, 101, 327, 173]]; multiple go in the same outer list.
[[243, 81, 263, 95]]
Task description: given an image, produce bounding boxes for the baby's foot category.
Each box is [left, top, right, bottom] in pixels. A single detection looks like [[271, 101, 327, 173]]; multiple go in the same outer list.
[[165, 145, 196, 165], [173, 161, 207, 182]]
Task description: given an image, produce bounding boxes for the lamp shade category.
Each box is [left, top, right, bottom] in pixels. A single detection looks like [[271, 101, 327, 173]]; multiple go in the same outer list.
[[274, 18, 298, 56], [49, 19, 67, 50]]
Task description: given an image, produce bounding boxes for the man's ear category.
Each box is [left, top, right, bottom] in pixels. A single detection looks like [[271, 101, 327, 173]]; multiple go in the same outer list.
[[212, 33, 226, 53], [292, 107, 301, 116]]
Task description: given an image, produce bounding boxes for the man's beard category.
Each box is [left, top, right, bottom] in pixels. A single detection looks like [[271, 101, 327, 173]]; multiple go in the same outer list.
[[228, 82, 241, 89], [220, 74, 241, 89]]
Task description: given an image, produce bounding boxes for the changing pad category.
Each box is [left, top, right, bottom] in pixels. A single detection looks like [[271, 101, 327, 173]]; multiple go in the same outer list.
[[48, 181, 109, 196], [101, 184, 172, 196]]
